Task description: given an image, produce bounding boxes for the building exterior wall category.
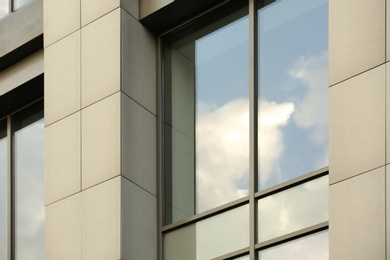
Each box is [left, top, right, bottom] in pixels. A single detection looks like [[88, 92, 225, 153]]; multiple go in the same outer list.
[[2, 0, 390, 259], [329, 0, 388, 259], [43, 0, 157, 259]]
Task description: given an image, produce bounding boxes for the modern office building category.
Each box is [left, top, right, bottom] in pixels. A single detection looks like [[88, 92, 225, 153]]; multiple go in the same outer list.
[[0, 0, 386, 259]]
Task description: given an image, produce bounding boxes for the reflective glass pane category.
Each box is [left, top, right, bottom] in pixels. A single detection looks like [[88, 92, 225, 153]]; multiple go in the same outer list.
[[164, 4, 250, 224], [258, 176, 328, 242], [0, 0, 8, 19], [14, 104, 44, 260], [165, 205, 249, 260], [258, 230, 329, 259], [0, 120, 7, 260], [257, 0, 328, 190], [234, 255, 250, 260], [13, 0, 32, 10]]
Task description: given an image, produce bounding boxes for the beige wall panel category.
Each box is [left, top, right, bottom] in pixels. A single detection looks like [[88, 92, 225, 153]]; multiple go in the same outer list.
[[387, 64, 390, 163], [121, 10, 157, 114], [81, 0, 120, 26], [330, 167, 385, 259], [121, 177, 157, 259], [140, 0, 174, 18], [329, 0, 385, 85], [82, 93, 121, 189], [0, 50, 43, 96], [81, 9, 121, 108], [82, 177, 121, 260], [330, 65, 385, 184], [387, 0, 390, 61], [44, 0, 80, 47], [45, 194, 81, 260], [45, 31, 81, 125], [45, 112, 81, 205], [122, 93, 156, 195]]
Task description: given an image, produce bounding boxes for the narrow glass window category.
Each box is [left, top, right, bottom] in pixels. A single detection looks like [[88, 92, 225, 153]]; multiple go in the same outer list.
[[258, 230, 329, 259], [0, 0, 9, 18], [163, 4, 250, 224], [257, 176, 328, 242], [164, 204, 249, 260], [13, 0, 32, 11], [257, 0, 328, 190], [0, 120, 7, 260], [13, 103, 44, 260]]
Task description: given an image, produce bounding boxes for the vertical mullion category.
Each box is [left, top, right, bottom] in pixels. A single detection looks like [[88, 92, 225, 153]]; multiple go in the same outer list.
[[157, 35, 163, 260], [9, 0, 13, 13], [6, 116, 13, 260], [249, 0, 258, 259]]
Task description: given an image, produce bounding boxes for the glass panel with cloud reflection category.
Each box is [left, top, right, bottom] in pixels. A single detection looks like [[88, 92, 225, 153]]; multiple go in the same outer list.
[[0, 0, 8, 19], [13, 0, 32, 11], [257, 176, 328, 242], [0, 120, 7, 260], [258, 230, 329, 259], [258, 0, 328, 190], [13, 104, 44, 260], [164, 4, 249, 224], [164, 204, 249, 260]]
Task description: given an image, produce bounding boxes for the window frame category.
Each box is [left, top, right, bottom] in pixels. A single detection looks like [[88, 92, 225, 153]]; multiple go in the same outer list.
[[157, 0, 329, 259], [0, 98, 44, 260]]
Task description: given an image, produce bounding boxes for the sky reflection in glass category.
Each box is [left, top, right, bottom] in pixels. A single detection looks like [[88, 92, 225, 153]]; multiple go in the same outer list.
[[15, 116, 44, 260], [164, 205, 249, 260], [257, 176, 328, 242], [0, 121, 7, 260], [13, 0, 32, 10], [164, 7, 249, 224], [258, 230, 329, 259], [258, 0, 328, 190], [195, 14, 249, 213], [0, 0, 8, 18]]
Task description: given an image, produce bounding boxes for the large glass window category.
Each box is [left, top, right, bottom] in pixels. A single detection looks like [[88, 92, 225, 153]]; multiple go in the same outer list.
[[258, 0, 328, 190], [163, 4, 250, 224], [0, 101, 44, 260], [161, 0, 328, 259]]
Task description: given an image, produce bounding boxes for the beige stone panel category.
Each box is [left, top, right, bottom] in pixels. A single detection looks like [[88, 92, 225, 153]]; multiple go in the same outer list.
[[45, 31, 81, 125], [82, 93, 121, 189], [387, 64, 390, 163], [121, 10, 157, 114], [329, 0, 385, 85], [330, 65, 385, 184], [81, 0, 120, 26], [140, 0, 173, 18], [330, 167, 385, 259], [387, 0, 390, 61], [122, 93, 156, 195], [44, 0, 80, 47], [82, 177, 121, 260], [121, 177, 157, 259], [45, 112, 81, 205], [387, 165, 390, 256], [46, 194, 81, 260], [81, 9, 121, 108]]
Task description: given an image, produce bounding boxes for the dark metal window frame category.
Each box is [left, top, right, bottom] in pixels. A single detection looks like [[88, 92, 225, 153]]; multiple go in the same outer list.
[[1, 97, 43, 260], [157, 1, 329, 259]]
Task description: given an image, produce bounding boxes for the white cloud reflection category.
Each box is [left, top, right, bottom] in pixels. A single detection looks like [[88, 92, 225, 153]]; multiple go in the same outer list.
[[289, 51, 328, 146], [196, 98, 295, 212]]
